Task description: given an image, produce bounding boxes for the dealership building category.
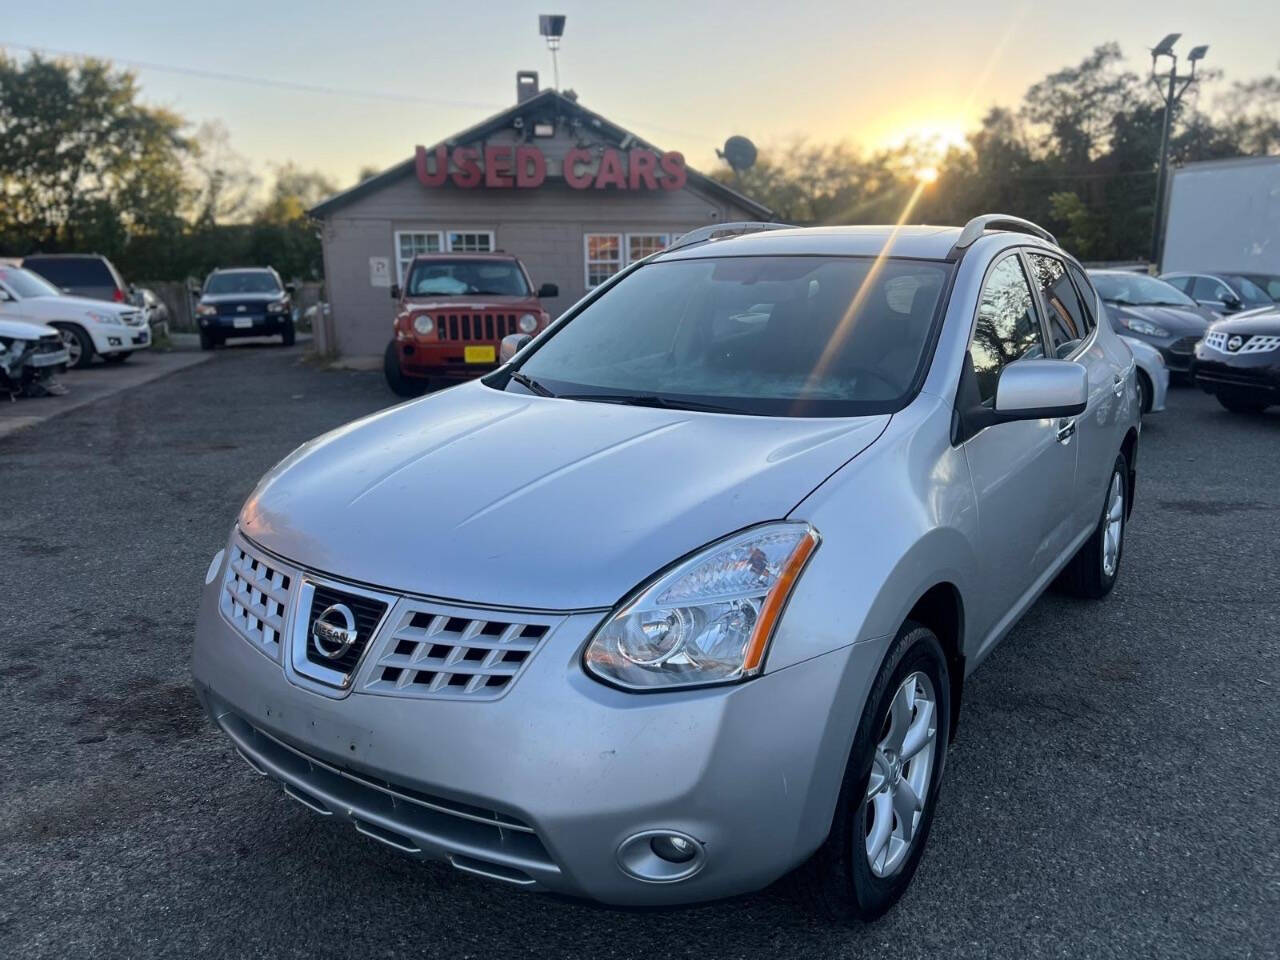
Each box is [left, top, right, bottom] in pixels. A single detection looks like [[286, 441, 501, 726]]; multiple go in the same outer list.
[[307, 73, 771, 359]]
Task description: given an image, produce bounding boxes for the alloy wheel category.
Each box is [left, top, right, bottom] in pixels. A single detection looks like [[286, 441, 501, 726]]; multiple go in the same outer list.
[[60, 329, 82, 366], [862, 671, 938, 878], [1102, 471, 1125, 578]]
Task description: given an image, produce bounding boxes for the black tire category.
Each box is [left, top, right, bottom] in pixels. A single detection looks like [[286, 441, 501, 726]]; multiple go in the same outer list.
[[54, 323, 95, 369], [281, 322, 296, 347], [199, 330, 217, 351], [1057, 453, 1128, 599], [1216, 392, 1266, 414], [791, 622, 951, 923], [103, 352, 130, 364], [383, 341, 429, 398], [1136, 370, 1152, 415]]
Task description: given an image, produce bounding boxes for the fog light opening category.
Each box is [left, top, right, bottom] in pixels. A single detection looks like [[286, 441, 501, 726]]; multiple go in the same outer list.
[[617, 830, 706, 883]]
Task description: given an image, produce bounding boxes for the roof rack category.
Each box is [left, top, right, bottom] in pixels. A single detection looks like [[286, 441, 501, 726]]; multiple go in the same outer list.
[[667, 221, 792, 253], [952, 214, 1057, 251]]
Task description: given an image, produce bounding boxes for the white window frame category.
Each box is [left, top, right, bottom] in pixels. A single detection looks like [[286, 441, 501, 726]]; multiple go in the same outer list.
[[394, 230, 443, 285], [445, 230, 496, 253], [583, 232, 673, 288]]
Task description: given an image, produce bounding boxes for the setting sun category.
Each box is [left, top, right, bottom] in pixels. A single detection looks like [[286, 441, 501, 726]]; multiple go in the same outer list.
[[915, 166, 939, 184]]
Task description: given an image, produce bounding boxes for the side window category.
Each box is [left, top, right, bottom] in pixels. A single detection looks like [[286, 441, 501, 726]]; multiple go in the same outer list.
[[1164, 275, 1191, 294], [970, 254, 1045, 404], [1191, 276, 1226, 301], [1066, 265, 1096, 333], [1027, 253, 1091, 356]]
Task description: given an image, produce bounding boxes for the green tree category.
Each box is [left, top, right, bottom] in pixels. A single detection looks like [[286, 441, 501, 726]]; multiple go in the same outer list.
[[256, 163, 337, 226], [0, 53, 191, 255]]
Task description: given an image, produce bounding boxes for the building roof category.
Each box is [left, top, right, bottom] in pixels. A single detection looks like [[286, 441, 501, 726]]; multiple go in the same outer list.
[[308, 88, 772, 220]]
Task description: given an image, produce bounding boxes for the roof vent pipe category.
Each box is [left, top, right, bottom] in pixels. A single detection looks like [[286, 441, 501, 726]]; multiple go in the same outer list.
[[516, 71, 539, 103]]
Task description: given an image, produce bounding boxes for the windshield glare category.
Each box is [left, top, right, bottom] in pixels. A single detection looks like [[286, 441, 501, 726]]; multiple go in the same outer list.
[[0, 267, 63, 299], [407, 260, 530, 297], [1091, 273, 1195, 307], [513, 256, 950, 417], [205, 271, 281, 296]]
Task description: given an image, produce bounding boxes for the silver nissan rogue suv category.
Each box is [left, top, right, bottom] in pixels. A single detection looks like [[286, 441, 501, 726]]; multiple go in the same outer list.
[[192, 216, 1140, 921]]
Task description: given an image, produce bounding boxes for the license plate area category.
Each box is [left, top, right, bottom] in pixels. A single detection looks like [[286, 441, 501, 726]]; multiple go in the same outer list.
[[464, 345, 496, 364], [233, 317, 254, 329]]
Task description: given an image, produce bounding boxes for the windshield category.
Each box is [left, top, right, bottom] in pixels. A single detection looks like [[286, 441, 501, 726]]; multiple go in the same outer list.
[[0, 266, 64, 299], [512, 256, 951, 417], [407, 259, 530, 297], [1224, 275, 1274, 306], [205, 271, 281, 295], [1091, 273, 1195, 307]]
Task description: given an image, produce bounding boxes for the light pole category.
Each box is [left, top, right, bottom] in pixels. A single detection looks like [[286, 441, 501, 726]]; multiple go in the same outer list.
[[539, 15, 566, 90], [1149, 33, 1208, 267]]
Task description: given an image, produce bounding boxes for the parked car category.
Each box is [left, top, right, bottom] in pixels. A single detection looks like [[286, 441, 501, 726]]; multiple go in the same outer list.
[[0, 317, 69, 398], [1193, 308, 1280, 413], [193, 216, 1140, 919], [193, 267, 296, 349], [21, 253, 137, 306], [1237, 273, 1280, 302], [384, 252, 557, 396], [1119, 336, 1168, 414], [1088, 270, 1213, 375], [0, 265, 150, 368], [1159, 271, 1275, 315], [137, 287, 172, 334]]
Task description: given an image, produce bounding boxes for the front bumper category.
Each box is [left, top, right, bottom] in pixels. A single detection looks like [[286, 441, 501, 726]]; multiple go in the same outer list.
[[1193, 346, 1280, 401], [191, 549, 883, 906], [201, 315, 290, 338], [395, 339, 500, 380], [89, 323, 151, 353]]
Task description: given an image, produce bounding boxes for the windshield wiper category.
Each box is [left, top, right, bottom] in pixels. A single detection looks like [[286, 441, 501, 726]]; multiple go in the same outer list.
[[562, 392, 745, 414], [509, 371, 556, 397]]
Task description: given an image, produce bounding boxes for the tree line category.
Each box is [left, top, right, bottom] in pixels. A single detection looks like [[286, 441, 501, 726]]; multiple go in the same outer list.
[[713, 43, 1280, 262], [0, 53, 338, 281]]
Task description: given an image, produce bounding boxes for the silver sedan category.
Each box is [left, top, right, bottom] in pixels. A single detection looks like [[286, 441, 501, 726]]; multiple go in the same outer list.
[[192, 216, 1140, 921]]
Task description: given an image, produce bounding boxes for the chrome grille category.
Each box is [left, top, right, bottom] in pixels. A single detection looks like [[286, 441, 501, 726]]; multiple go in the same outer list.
[[220, 541, 294, 660], [436, 312, 522, 342], [362, 605, 555, 700], [1204, 331, 1280, 354], [1204, 331, 1228, 351], [121, 310, 146, 327]]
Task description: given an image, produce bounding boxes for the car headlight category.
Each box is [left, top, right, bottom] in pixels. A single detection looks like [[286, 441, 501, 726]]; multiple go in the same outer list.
[[583, 522, 820, 690], [86, 310, 123, 325], [195, 303, 218, 317], [267, 299, 289, 314], [518, 313, 538, 334], [1119, 316, 1168, 337], [413, 314, 434, 335]]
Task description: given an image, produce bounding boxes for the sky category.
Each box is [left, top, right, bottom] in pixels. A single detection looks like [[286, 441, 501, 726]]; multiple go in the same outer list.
[[3, 0, 1277, 191]]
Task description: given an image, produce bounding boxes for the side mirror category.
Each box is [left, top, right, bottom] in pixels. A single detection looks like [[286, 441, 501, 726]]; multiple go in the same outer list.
[[0, 289, 12, 302], [285, 282, 297, 295], [1221, 294, 1243, 312], [536, 282, 559, 299], [390, 284, 401, 300], [499, 333, 533, 363], [994, 359, 1088, 421], [187, 282, 201, 297]]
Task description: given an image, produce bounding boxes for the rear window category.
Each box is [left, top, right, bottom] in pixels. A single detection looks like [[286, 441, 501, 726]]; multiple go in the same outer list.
[[23, 256, 116, 289]]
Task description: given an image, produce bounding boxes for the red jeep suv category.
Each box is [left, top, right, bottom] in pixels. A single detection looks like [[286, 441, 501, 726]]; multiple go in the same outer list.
[[384, 253, 556, 396]]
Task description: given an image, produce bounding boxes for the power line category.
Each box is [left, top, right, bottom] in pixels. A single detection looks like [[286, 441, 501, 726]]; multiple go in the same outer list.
[[0, 40, 709, 147]]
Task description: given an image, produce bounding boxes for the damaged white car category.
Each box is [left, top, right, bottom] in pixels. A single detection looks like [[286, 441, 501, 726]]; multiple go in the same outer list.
[[0, 318, 69, 399]]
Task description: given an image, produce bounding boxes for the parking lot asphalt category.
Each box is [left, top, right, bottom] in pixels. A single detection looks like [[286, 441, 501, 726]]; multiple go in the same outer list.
[[1, 345, 1277, 960]]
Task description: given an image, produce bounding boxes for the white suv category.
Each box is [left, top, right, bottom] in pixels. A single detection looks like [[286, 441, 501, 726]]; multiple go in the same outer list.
[[0, 265, 151, 368]]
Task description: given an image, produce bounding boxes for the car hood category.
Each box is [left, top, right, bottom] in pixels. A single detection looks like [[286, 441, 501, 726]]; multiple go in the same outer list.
[[240, 382, 888, 610], [200, 292, 285, 305], [22, 294, 137, 317], [0, 317, 58, 339], [1108, 303, 1213, 334], [403, 296, 538, 311], [1209, 308, 1280, 336]]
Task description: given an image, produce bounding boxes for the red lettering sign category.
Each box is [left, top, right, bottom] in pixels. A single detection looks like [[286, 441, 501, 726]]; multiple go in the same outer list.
[[413, 144, 687, 192]]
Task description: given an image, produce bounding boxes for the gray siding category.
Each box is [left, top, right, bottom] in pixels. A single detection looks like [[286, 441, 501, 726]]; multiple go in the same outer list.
[[319, 133, 761, 357]]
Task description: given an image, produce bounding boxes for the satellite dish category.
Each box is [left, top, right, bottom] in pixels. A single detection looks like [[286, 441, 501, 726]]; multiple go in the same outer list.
[[718, 136, 758, 173]]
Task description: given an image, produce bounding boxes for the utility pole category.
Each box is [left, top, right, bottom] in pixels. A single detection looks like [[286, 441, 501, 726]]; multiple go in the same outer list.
[[1148, 34, 1208, 268]]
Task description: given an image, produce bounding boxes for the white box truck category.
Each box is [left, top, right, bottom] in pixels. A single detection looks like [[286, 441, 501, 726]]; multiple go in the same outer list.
[[1162, 156, 1280, 287]]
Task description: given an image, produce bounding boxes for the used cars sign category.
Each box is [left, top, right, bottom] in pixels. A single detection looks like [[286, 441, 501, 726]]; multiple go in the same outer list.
[[414, 143, 687, 191]]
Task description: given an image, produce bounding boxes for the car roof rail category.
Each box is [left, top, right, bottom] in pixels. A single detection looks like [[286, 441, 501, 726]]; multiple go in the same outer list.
[[952, 214, 1057, 252], [667, 221, 792, 253]]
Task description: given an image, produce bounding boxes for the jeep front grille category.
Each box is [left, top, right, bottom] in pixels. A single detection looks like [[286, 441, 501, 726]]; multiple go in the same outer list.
[[220, 542, 293, 660], [436, 313, 523, 342], [361, 606, 554, 700]]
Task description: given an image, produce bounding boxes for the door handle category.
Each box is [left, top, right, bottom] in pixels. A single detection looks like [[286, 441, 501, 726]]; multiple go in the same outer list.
[[1112, 373, 1125, 397], [1056, 418, 1077, 444]]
